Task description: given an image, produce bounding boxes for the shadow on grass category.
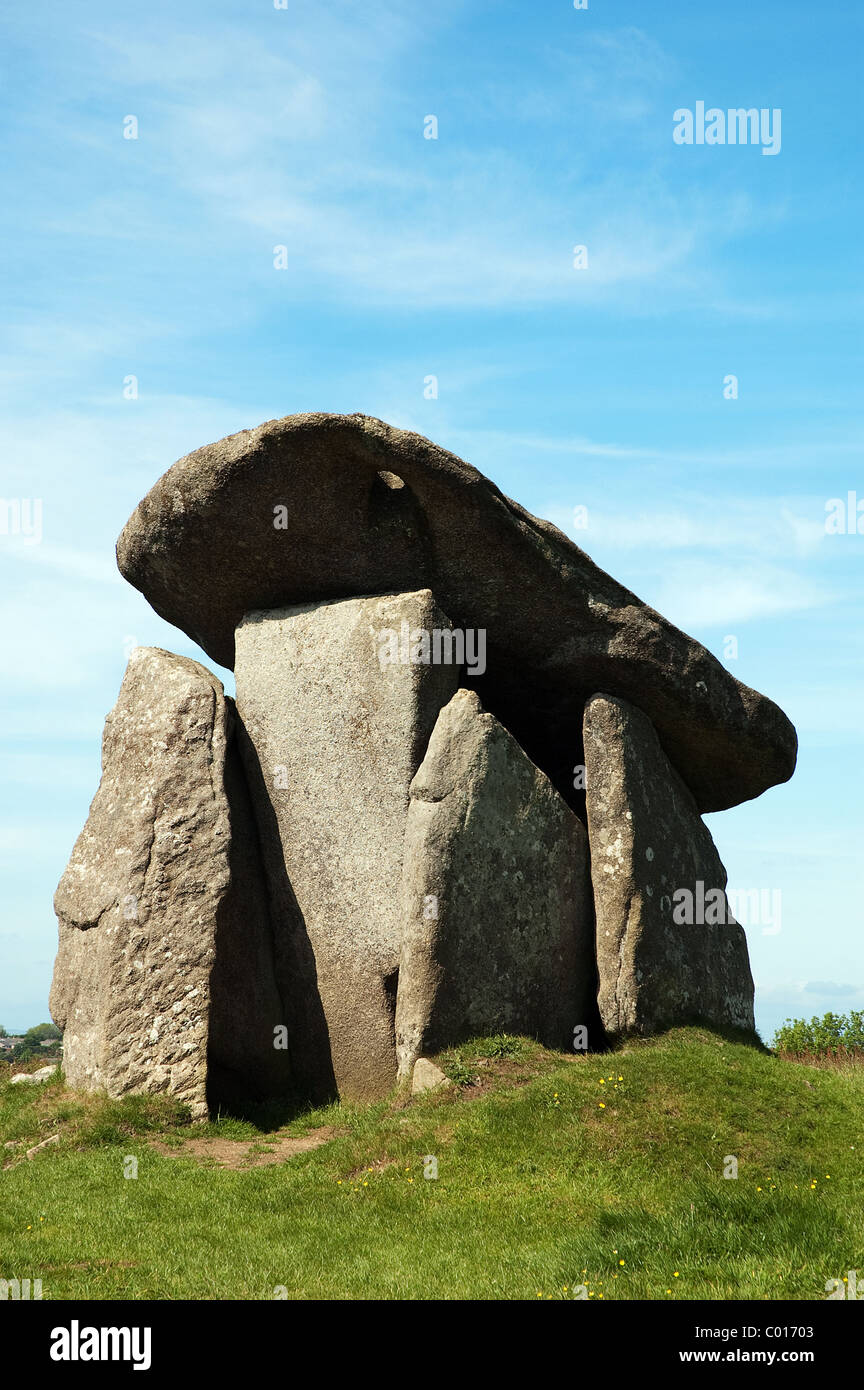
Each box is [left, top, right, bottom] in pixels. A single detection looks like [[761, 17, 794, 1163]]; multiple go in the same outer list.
[[205, 1090, 334, 1132], [606, 1021, 771, 1056]]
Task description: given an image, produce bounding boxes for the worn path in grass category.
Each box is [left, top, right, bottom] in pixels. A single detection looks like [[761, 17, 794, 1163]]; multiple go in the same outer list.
[[1, 1029, 861, 1300]]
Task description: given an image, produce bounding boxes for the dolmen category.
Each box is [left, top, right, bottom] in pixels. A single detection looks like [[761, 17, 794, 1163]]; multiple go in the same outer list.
[[50, 413, 797, 1116]]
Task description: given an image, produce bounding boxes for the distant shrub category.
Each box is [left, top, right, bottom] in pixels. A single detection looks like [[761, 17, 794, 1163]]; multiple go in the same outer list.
[[773, 1010, 864, 1057]]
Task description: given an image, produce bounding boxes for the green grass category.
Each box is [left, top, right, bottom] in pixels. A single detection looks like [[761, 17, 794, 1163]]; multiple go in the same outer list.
[[1, 1028, 862, 1300]]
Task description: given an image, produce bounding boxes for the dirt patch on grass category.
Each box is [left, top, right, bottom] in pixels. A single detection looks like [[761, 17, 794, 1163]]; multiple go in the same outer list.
[[347, 1154, 397, 1179], [149, 1125, 342, 1170], [446, 1055, 549, 1100]]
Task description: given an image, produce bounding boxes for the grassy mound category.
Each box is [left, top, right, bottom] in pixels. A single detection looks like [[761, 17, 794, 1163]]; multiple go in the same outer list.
[[1, 1028, 862, 1300]]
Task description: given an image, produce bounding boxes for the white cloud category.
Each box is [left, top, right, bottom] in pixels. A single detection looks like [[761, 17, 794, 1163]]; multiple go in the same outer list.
[[3, 543, 122, 587], [543, 499, 831, 560], [0, 8, 772, 313], [646, 561, 830, 628], [463, 429, 863, 472], [803, 980, 862, 997]]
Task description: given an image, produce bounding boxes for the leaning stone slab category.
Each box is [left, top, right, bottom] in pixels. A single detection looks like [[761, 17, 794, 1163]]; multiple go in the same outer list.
[[583, 693, 755, 1037], [49, 648, 289, 1120], [396, 689, 595, 1078], [234, 590, 459, 1101], [116, 412, 796, 812]]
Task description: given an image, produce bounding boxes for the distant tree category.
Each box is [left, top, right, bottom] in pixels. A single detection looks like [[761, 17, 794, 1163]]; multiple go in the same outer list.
[[25, 1022, 61, 1042], [0, 1024, 7, 1038]]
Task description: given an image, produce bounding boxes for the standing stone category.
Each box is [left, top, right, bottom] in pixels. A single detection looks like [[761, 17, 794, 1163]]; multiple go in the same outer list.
[[583, 693, 755, 1037], [396, 689, 595, 1078], [49, 648, 289, 1119], [234, 590, 460, 1101]]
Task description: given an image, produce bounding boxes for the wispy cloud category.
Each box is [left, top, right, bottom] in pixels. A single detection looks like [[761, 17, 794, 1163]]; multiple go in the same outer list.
[[3, 544, 122, 587], [461, 429, 864, 471], [0, 9, 774, 313], [803, 980, 862, 998], [543, 499, 829, 560], [646, 560, 831, 629]]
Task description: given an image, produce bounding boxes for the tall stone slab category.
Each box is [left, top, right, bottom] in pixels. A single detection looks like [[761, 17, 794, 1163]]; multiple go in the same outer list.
[[49, 648, 289, 1118], [583, 693, 755, 1037], [396, 689, 595, 1077], [234, 590, 460, 1100]]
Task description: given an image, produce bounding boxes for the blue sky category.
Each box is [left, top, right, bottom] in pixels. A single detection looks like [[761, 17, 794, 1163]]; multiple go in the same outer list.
[[1, 0, 861, 1040]]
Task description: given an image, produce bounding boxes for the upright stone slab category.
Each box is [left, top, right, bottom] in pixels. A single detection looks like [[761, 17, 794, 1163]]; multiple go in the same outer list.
[[396, 689, 595, 1077], [49, 648, 289, 1119], [583, 693, 755, 1037], [234, 590, 460, 1100]]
